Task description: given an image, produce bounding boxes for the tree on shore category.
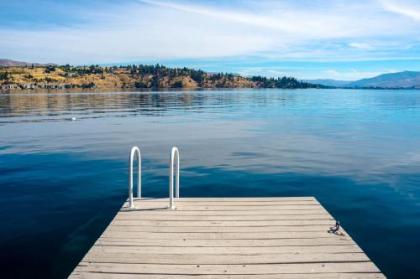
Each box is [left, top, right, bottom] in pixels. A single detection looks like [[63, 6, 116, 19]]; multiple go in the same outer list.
[[0, 64, 322, 90], [0, 71, 10, 81]]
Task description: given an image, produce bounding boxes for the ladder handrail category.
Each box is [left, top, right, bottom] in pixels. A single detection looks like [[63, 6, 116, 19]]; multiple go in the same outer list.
[[128, 146, 141, 208], [169, 146, 180, 209]]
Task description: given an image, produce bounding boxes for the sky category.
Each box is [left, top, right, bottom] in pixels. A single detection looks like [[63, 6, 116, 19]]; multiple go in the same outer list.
[[1, 0, 420, 80]]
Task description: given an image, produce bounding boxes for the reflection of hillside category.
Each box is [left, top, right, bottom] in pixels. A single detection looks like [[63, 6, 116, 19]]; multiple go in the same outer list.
[[1, 90, 297, 117], [6, 94, 50, 115]]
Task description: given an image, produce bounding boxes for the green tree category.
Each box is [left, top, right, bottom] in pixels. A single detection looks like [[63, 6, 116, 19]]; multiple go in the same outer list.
[[0, 71, 10, 80]]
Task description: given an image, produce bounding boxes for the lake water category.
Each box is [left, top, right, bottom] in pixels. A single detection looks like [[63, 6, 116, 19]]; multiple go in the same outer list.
[[0, 89, 420, 278]]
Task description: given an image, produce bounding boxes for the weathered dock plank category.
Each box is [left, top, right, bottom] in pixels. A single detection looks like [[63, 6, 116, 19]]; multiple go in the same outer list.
[[69, 198, 385, 278]]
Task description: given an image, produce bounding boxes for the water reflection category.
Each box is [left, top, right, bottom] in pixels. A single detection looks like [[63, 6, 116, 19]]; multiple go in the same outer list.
[[0, 89, 301, 119], [1, 89, 420, 183], [0, 89, 420, 278]]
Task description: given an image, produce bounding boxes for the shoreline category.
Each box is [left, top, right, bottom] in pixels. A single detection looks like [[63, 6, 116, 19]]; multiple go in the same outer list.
[[2, 86, 420, 94]]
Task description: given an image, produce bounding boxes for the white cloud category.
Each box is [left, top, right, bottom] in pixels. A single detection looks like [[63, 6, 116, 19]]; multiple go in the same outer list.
[[380, 0, 420, 21], [0, 0, 419, 65], [349, 42, 373, 50], [322, 69, 396, 80]]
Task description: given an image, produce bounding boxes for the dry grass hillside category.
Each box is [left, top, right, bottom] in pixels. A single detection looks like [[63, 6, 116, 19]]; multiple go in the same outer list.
[[0, 64, 318, 91]]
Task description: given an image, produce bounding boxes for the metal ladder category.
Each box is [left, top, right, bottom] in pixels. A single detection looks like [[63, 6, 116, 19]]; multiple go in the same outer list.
[[169, 146, 180, 209], [128, 146, 180, 209], [128, 146, 141, 209]]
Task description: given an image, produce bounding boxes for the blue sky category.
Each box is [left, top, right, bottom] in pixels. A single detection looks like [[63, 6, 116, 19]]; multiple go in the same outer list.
[[1, 0, 420, 80]]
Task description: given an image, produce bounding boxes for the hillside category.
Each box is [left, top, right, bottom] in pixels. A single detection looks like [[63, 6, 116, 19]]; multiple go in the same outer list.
[[0, 58, 55, 67], [0, 59, 33, 67], [307, 71, 420, 89], [0, 64, 320, 91], [347, 71, 420, 89]]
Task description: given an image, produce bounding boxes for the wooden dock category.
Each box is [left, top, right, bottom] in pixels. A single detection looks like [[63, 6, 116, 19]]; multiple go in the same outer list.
[[70, 197, 385, 278]]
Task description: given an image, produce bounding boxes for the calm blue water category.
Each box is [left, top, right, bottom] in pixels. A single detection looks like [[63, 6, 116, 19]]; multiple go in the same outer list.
[[0, 89, 420, 278]]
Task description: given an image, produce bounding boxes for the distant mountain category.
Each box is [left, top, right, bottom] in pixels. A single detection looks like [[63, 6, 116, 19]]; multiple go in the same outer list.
[[307, 71, 420, 89], [0, 59, 34, 66], [304, 79, 350, 87], [347, 71, 420, 89], [0, 59, 55, 67]]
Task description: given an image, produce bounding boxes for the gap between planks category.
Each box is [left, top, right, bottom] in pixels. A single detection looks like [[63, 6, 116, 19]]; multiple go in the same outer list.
[[69, 197, 384, 278]]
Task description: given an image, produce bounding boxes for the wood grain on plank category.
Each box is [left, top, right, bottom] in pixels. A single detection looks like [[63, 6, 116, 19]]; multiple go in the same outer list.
[[68, 197, 384, 279], [71, 273, 384, 279], [74, 261, 381, 274]]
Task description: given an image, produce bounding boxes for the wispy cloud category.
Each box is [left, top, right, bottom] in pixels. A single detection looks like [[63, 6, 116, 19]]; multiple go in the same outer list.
[[322, 69, 397, 81], [0, 0, 419, 79], [380, 0, 420, 21], [349, 42, 373, 50]]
